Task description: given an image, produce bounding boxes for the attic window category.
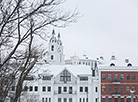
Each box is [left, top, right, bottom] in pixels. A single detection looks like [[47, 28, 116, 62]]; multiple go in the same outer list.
[[43, 76, 51, 80], [60, 69, 71, 82], [127, 63, 132, 67], [110, 63, 115, 66], [80, 76, 88, 81]]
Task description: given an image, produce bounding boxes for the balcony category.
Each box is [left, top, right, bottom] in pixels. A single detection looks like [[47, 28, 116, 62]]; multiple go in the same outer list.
[[54, 91, 77, 95], [112, 79, 121, 84], [112, 92, 120, 96]]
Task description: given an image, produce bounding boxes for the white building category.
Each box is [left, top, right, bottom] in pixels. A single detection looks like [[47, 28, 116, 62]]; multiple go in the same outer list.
[[19, 30, 100, 102]]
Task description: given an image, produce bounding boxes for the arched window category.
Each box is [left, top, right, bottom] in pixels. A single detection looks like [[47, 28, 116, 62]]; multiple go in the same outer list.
[[51, 45, 54, 51], [51, 55, 54, 60]]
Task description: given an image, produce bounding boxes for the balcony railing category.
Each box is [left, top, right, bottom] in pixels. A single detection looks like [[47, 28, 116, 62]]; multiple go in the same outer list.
[[54, 91, 77, 95]]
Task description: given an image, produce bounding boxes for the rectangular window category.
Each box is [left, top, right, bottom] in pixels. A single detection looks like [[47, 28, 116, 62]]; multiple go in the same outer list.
[[48, 86, 51, 92], [102, 74, 106, 80], [85, 87, 88, 92], [115, 98, 118, 102], [58, 87, 61, 94], [114, 86, 118, 93], [42, 76, 51, 80], [108, 86, 112, 93], [102, 98, 105, 102], [121, 98, 124, 102], [86, 98, 88, 102], [102, 86, 106, 93], [95, 87, 98, 92], [132, 86, 135, 91], [83, 98, 85, 102], [64, 87, 67, 92], [69, 98, 72, 102], [80, 98, 81, 102], [108, 98, 112, 102], [42, 98, 44, 102], [80, 87, 83, 92], [42, 86, 46, 92], [108, 74, 112, 80], [46, 98, 47, 102], [132, 74, 135, 80], [69, 87, 72, 94], [80, 77, 88, 81], [121, 86, 124, 93], [127, 74, 130, 80], [49, 98, 51, 102], [126, 86, 130, 93], [121, 74, 124, 80], [35, 86, 38, 91], [58, 98, 61, 102], [127, 98, 131, 102], [29, 86, 33, 91], [64, 98, 67, 102], [114, 74, 118, 81], [95, 98, 98, 102]]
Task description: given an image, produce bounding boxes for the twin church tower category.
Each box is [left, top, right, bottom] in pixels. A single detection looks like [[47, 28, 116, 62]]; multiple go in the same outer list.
[[47, 30, 65, 64]]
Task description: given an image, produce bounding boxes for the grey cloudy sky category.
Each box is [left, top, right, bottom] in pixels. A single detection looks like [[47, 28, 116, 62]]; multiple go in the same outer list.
[[55, 0, 138, 62]]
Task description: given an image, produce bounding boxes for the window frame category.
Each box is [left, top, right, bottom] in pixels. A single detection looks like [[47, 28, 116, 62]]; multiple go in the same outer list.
[[108, 74, 112, 81], [34, 86, 38, 91], [132, 74, 135, 81], [63, 87, 67, 92], [102, 74, 106, 81], [126, 74, 130, 80], [47, 86, 51, 92], [108, 86, 112, 93], [121, 74, 124, 80], [121, 86, 124, 93], [80, 87, 83, 92], [42, 86, 46, 92]]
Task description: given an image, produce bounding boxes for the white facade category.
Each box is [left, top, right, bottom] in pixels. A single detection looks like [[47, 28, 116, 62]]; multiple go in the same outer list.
[[21, 65, 99, 102], [19, 30, 99, 102]]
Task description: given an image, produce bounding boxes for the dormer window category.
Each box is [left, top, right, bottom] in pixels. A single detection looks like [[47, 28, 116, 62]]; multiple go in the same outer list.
[[111, 55, 116, 60], [110, 63, 115, 66], [127, 63, 132, 67]]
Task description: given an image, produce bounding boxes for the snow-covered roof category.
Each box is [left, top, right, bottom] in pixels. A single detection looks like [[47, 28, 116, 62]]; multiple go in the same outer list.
[[97, 54, 138, 67], [33, 64, 92, 77]]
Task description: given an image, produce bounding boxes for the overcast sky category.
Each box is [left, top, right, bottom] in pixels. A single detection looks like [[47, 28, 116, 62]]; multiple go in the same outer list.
[[53, 0, 138, 63]]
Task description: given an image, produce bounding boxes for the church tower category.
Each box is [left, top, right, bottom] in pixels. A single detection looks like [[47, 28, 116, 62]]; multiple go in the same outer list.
[[47, 30, 65, 64]]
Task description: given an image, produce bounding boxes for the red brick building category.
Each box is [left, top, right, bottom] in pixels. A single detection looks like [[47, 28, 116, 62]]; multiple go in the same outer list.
[[98, 56, 138, 102]]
